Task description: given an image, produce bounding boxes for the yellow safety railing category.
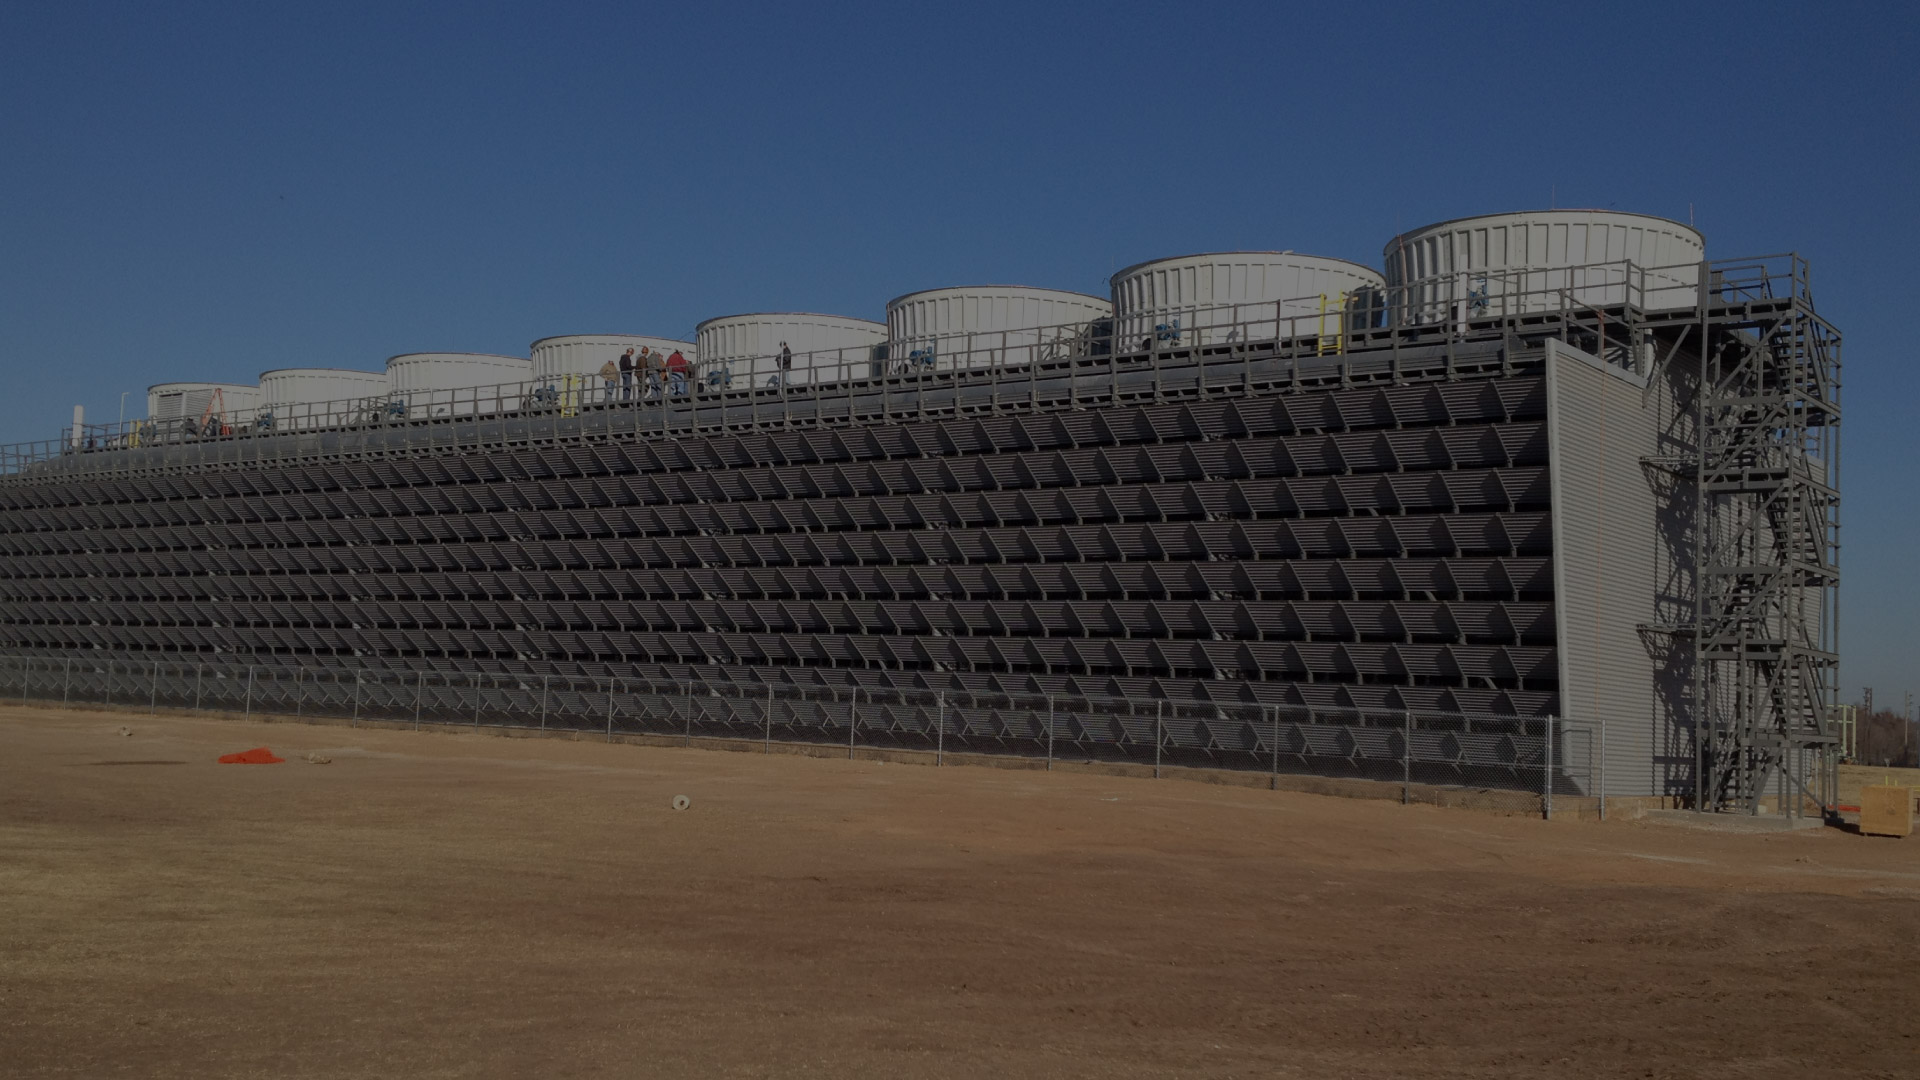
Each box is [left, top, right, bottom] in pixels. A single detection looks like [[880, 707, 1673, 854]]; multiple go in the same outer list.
[[1317, 292, 1347, 356]]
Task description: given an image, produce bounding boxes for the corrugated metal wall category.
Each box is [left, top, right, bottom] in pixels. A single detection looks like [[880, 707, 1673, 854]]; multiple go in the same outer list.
[[1545, 340, 1664, 796]]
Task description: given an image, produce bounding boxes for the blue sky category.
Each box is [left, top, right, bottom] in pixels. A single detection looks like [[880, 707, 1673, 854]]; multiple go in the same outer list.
[[2, 1, 1914, 702]]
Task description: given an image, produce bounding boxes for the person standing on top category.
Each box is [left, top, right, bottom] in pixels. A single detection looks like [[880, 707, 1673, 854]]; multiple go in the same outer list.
[[666, 348, 689, 396], [617, 347, 636, 401], [772, 341, 793, 387], [641, 346, 664, 399], [599, 357, 620, 402]]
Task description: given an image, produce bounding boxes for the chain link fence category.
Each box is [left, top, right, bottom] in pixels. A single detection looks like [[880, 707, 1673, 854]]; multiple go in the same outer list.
[[2, 655, 1598, 815]]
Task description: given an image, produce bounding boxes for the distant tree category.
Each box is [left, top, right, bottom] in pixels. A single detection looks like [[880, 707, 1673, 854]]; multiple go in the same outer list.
[[1857, 709, 1918, 768]]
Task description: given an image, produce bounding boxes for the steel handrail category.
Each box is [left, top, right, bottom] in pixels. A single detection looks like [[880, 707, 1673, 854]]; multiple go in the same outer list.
[[3, 255, 1750, 474]]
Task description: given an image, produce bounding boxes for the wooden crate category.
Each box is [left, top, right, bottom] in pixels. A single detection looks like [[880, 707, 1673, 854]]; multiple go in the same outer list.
[[1859, 785, 1914, 838]]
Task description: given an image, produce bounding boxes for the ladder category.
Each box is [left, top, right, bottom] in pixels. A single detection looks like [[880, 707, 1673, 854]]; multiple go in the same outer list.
[[1317, 293, 1348, 356]]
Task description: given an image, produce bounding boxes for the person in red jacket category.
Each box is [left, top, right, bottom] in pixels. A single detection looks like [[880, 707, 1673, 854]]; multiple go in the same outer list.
[[666, 348, 689, 396]]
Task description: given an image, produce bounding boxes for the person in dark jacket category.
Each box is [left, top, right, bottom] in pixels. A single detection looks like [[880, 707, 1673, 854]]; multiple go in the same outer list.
[[617, 348, 635, 401], [641, 346, 663, 399], [770, 341, 793, 387]]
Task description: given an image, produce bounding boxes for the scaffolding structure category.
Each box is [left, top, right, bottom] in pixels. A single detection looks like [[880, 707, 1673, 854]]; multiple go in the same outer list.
[[1683, 258, 1842, 812]]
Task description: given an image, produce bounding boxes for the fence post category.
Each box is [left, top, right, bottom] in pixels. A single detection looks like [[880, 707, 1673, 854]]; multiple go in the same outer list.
[[244, 665, 254, 721], [294, 666, 303, 720], [352, 670, 362, 726], [540, 673, 549, 729], [1544, 714, 1555, 821], [1598, 716, 1607, 822], [1046, 694, 1054, 771], [62, 657, 71, 705], [1403, 711, 1413, 805], [1154, 699, 1162, 779], [848, 688, 857, 760], [472, 671, 482, 731], [1271, 706, 1280, 790], [193, 663, 203, 711], [684, 679, 693, 747], [605, 677, 614, 742], [20, 658, 28, 706], [936, 692, 946, 766], [149, 660, 159, 716], [413, 670, 423, 730], [765, 683, 773, 751]]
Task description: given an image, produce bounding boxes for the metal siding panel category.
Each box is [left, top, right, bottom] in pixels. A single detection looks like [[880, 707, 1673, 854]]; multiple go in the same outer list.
[[1546, 341, 1663, 797]]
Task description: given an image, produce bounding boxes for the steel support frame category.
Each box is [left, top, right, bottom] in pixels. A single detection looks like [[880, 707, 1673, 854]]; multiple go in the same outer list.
[[1687, 257, 1841, 814]]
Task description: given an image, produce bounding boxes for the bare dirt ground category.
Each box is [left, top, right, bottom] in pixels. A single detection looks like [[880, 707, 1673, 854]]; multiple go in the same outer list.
[[3, 706, 1918, 1079]]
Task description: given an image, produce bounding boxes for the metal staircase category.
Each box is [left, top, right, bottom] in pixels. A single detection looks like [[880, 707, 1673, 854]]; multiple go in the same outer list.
[[1689, 256, 1842, 813]]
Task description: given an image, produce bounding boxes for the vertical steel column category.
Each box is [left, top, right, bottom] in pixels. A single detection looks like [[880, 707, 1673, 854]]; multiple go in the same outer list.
[[848, 688, 857, 759], [149, 660, 158, 716], [1774, 745, 1789, 818], [1689, 264, 1711, 815], [539, 674, 549, 729], [413, 670, 423, 730], [352, 670, 361, 727], [19, 658, 27, 706], [193, 663, 202, 711], [936, 692, 945, 766], [244, 665, 254, 721], [294, 666, 303, 719], [684, 679, 693, 746], [472, 671, 482, 730], [605, 677, 614, 742], [765, 684, 773, 751], [63, 657, 71, 705]]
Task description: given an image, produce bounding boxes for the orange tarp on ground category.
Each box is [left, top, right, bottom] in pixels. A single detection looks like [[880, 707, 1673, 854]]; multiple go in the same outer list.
[[217, 747, 284, 764]]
